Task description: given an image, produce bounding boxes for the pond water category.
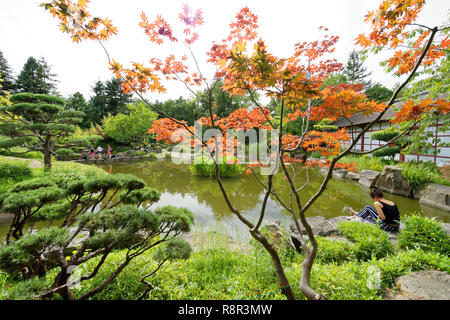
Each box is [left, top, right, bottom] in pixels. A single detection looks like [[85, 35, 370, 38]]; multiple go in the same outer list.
[[0, 160, 448, 242]]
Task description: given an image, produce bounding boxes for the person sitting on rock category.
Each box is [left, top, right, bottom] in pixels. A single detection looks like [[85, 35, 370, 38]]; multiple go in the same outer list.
[[346, 188, 400, 232]]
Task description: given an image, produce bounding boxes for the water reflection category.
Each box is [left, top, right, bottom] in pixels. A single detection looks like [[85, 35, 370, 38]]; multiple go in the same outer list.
[[96, 160, 449, 238], [0, 160, 446, 242]]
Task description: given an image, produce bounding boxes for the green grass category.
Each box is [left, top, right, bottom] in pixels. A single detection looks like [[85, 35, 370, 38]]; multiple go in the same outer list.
[[0, 155, 106, 195], [337, 221, 394, 260], [335, 155, 391, 172], [1, 219, 449, 300], [398, 215, 449, 254], [400, 161, 450, 190]]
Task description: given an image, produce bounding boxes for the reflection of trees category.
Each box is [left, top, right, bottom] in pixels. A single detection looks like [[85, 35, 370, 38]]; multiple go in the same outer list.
[[97, 161, 450, 223], [190, 175, 262, 218]]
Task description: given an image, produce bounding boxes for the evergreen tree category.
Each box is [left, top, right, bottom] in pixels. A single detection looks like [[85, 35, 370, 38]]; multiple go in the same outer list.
[[0, 50, 15, 93], [198, 79, 255, 118], [0, 93, 88, 168], [66, 91, 90, 128], [343, 50, 372, 87], [86, 78, 132, 125], [16, 57, 58, 94], [365, 83, 393, 102]]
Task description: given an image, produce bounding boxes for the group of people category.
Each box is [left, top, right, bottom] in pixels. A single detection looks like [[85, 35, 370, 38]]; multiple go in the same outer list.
[[135, 145, 150, 153], [89, 145, 112, 160]]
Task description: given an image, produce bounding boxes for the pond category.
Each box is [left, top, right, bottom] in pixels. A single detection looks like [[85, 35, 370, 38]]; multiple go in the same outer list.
[[102, 160, 448, 239], [0, 159, 448, 242]]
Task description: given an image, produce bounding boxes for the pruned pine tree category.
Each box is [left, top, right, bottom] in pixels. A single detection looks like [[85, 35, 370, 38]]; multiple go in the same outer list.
[[0, 92, 88, 168]]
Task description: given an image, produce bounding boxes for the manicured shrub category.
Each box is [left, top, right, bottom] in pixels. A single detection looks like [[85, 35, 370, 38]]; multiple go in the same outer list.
[[0, 163, 32, 181], [0, 169, 194, 300], [134, 150, 147, 156], [0, 162, 33, 193], [398, 215, 449, 255], [338, 221, 393, 260], [190, 156, 243, 178]]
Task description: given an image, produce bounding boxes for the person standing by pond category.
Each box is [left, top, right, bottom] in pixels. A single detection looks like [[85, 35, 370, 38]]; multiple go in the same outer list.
[[346, 188, 401, 232], [97, 145, 103, 160], [90, 146, 95, 160], [107, 145, 112, 159]]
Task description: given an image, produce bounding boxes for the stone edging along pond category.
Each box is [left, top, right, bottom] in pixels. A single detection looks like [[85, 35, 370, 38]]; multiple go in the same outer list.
[[319, 164, 450, 213]]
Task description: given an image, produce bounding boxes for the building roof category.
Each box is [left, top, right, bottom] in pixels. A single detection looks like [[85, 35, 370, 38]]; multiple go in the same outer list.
[[332, 93, 447, 128], [333, 107, 396, 127]]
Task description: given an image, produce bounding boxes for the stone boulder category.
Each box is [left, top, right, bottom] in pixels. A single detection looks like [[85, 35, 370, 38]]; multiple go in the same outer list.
[[319, 167, 328, 176], [346, 172, 361, 180], [375, 166, 413, 197], [290, 216, 338, 237], [115, 152, 126, 158], [358, 170, 381, 188], [332, 169, 348, 179], [393, 269, 450, 300], [419, 184, 450, 212], [328, 216, 350, 224], [441, 223, 450, 236]]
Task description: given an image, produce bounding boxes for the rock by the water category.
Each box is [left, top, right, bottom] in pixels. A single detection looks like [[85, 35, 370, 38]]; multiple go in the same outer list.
[[441, 222, 450, 236], [419, 183, 450, 212], [329, 216, 350, 224], [332, 169, 348, 179], [319, 167, 329, 176], [358, 170, 381, 188], [346, 172, 361, 180], [290, 216, 338, 237], [393, 269, 450, 300], [375, 166, 413, 197]]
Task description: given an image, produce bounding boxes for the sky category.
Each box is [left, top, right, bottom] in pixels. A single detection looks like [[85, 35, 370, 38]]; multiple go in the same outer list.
[[0, 0, 449, 102]]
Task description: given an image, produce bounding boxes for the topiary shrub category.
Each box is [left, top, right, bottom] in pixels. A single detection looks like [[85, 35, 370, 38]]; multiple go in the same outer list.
[[134, 150, 147, 156], [371, 127, 410, 160], [0, 171, 194, 300], [190, 156, 243, 178], [398, 215, 449, 255], [0, 163, 33, 180]]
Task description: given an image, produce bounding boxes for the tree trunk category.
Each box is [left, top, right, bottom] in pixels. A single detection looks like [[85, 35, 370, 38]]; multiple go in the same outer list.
[[250, 230, 296, 300], [43, 147, 52, 169]]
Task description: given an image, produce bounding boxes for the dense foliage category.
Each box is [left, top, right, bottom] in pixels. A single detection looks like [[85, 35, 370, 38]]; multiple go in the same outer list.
[[190, 156, 243, 178], [399, 215, 449, 255], [0, 93, 90, 168], [15, 57, 57, 95], [0, 167, 193, 300], [103, 101, 158, 145]]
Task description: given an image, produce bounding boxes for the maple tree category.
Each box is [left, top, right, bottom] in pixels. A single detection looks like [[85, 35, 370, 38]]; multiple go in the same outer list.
[[42, 0, 449, 300]]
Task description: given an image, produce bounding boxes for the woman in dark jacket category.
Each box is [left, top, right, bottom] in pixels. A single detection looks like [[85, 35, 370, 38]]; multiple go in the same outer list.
[[347, 188, 401, 232]]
